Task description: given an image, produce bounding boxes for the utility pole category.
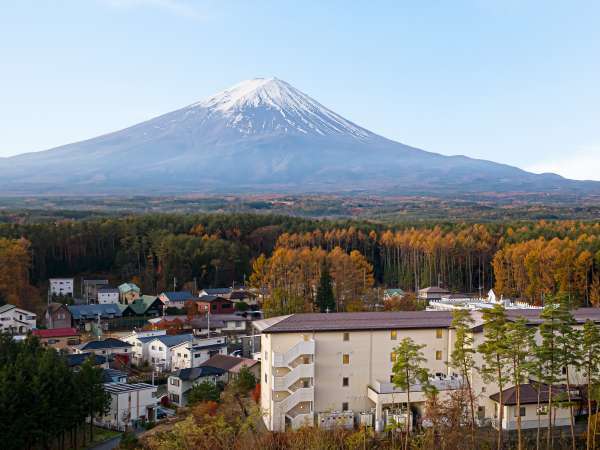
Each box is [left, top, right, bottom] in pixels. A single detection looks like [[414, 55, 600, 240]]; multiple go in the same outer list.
[[173, 277, 177, 292]]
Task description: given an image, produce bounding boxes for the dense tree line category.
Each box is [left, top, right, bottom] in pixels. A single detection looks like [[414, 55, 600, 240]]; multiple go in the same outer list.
[[1, 214, 600, 311], [0, 334, 110, 450]]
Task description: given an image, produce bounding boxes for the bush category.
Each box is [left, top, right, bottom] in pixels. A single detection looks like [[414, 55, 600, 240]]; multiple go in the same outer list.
[[188, 381, 221, 405]]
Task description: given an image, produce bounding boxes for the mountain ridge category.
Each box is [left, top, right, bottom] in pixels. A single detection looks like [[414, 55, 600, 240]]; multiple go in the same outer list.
[[0, 77, 598, 196]]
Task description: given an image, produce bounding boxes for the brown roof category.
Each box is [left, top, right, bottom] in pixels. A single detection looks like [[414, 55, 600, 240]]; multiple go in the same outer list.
[[200, 354, 258, 372], [261, 311, 454, 333], [490, 383, 580, 405], [504, 308, 600, 325]]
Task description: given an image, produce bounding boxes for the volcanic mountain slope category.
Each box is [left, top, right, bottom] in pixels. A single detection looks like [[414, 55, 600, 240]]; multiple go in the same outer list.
[[1, 77, 598, 195]]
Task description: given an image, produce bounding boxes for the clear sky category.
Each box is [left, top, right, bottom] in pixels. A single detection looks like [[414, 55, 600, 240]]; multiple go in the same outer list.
[[2, 0, 599, 180]]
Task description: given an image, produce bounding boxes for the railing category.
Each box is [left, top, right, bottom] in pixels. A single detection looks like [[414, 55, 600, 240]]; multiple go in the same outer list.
[[373, 376, 463, 394], [272, 363, 314, 391], [274, 387, 314, 413], [273, 340, 315, 368]]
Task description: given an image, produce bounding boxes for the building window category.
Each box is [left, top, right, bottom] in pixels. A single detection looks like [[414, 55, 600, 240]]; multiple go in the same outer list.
[[342, 354, 350, 364], [390, 352, 396, 362], [390, 330, 397, 340], [343, 332, 349, 341], [342, 377, 349, 387], [390, 375, 394, 383], [436, 329, 443, 338], [170, 378, 179, 386], [435, 351, 442, 360], [514, 406, 526, 417], [342, 402, 349, 411], [264, 373, 268, 384]]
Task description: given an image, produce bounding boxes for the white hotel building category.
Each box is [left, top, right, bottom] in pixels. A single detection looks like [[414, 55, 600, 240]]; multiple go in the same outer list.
[[254, 309, 600, 432]]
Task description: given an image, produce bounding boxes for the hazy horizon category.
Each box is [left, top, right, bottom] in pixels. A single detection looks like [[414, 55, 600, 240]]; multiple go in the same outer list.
[[2, 1, 599, 180]]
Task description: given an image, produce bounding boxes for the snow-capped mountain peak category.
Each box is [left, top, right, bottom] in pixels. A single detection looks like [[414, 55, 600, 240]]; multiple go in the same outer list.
[[192, 77, 373, 140]]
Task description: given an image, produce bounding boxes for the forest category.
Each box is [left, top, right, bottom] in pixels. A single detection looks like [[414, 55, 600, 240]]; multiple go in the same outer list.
[[0, 213, 599, 313]]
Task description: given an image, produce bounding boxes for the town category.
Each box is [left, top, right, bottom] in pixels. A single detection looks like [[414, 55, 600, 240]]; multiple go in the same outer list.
[[2, 270, 600, 449]]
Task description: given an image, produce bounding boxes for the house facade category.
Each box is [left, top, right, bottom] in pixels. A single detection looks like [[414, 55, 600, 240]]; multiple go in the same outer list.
[[32, 327, 80, 350], [97, 287, 120, 304], [254, 309, 600, 432], [196, 295, 234, 314], [97, 383, 158, 430], [167, 366, 226, 407], [45, 302, 73, 329], [0, 304, 37, 335], [417, 286, 450, 301], [122, 330, 167, 366], [83, 279, 109, 304], [49, 278, 74, 297], [170, 336, 228, 371], [139, 334, 194, 371], [159, 291, 196, 309]]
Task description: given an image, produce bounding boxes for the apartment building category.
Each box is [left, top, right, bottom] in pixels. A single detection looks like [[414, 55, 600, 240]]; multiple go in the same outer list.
[[49, 278, 74, 297], [254, 309, 600, 432]]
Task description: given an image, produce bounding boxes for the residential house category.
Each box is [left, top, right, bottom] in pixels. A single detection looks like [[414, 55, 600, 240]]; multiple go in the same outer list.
[[118, 283, 141, 304], [49, 278, 74, 297], [122, 330, 167, 366], [139, 333, 194, 372], [159, 291, 196, 309], [45, 302, 73, 329], [32, 327, 80, 350], [0, 304, 37, 335], [76, 338, 133, 368], [97, 383, 158, 430], [97, 287, 120, 304], [170, 336, 228, 371], [201, 354, 260, 382], [189, 313, 248, 339], [65, 352, 109, 369], [68, 304, 123, 330], [196, 295, 234, 314], [254, 309, 600, 432], [121, 295, 164, 317], [102, 368, 128, 383], [199, 288, 232, 297], [383, 288, 405, 301], [489, 383, 578, 430], [83, 279, 109, 304], [417, 286, 450, 301], [167, 366, 227, 407]]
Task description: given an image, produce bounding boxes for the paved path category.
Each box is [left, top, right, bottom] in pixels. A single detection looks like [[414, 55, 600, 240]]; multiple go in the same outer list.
[[88, 435, 121, 450]]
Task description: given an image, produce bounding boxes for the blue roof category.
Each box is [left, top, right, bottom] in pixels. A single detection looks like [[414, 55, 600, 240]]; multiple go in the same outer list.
[[161, 291, 195, 302], [65, 352, 107, 367], [174, 366, 226, 381], [68, 304, 123, 320], [139, 333, 193, 348], [80, 338, 131, 350]]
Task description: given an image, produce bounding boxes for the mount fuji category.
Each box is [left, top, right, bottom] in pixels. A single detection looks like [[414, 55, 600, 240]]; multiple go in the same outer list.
[[1, 77, 598, 195]]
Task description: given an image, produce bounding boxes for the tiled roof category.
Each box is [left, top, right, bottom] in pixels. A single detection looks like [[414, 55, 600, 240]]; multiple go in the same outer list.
[[161, 291, 195, 302], [200, 354, 259, 372], [173, 366, 226, 381], [65, 352, 107, 367], [68, 304, 123, 319], [32, 327, 79, 338], [490, 383, 580, 405], [0, 304, 16, 314], [80, 338, 131, 350], [260, 311, 455, 333], [118, 282, 140, 293], [139, 333, 193, 348]]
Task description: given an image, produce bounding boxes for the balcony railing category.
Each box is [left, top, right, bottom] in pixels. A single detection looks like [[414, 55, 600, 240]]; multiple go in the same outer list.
[[273, 340, 315, 368], [272, 363, 314, 391]]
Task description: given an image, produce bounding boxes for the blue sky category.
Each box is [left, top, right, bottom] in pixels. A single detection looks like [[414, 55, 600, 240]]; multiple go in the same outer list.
[[1, 0, 599, 180]]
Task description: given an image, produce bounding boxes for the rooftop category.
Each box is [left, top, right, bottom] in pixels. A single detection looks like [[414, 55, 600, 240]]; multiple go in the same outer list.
[[173, 366, 226, 381], [103, 382, 156, 394], [201, 288, 232, 296], [65, 352, 107, 367], [139, 333, 193, 348], [161, 291, 195, 302], [79, 338, 132, 350], [200, 354, 259, 372], [490, 383, 580, 405], [32, 327, 79, 338], [68, 304, 123, 319], [256, 311, 454, 333]]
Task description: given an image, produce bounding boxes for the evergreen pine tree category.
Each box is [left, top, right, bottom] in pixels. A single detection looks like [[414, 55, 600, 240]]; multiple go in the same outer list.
[[316, 263, 335, 313]]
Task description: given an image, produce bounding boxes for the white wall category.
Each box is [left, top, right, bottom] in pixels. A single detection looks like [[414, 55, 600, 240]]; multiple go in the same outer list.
[[98, 292, 120, 304], [0, 307, 37, 334]]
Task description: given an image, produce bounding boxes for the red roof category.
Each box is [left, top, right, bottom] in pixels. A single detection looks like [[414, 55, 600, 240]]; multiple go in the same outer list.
[[33, 327, 79, 338]]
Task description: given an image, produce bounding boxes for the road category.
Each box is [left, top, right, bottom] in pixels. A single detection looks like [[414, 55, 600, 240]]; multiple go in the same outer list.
[[88, 435, 121, 450]]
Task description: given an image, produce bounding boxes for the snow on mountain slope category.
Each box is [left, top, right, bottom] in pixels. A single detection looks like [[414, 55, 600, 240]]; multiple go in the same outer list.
[[1, 77, 599, 195], [190, 77, 373, 139]]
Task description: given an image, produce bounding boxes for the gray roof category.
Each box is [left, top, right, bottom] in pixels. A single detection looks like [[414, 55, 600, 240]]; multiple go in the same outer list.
[[198, 295, 230, 303], [202, 288, 232, 296], [419, 286, 450, 293], [68, 304, 123, 319], [103, 382, 155, 394], [173, 366, 226, 381], [65, 352, 107, 367], [139, 333, 193, 348], [161, 291, 195, 302], [504, 307, 600, 325], [0, 304, 16, 314], [80, 338, 132, 350], [260, 311, 455, 333]]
